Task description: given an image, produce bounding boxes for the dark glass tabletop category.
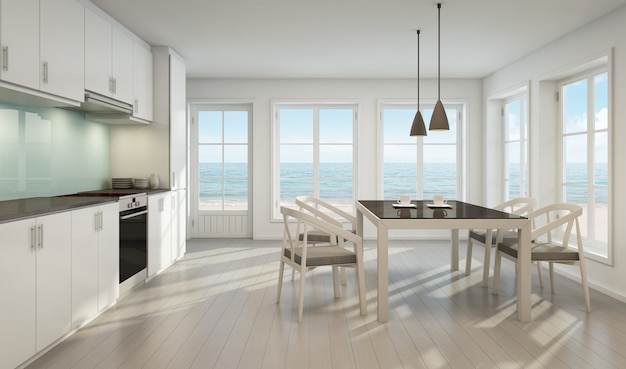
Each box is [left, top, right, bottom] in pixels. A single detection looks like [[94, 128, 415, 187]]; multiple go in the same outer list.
[[357, 200, 525, 220]]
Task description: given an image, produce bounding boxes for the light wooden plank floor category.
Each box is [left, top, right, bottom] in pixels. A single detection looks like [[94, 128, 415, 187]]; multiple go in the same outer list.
[[25, 239, 626, 369]]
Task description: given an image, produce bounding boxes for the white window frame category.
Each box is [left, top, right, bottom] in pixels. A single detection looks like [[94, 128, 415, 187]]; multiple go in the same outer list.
[[271, 100, 358, 221], [503, 93, 529, 200], [378, 100, 466, 201], [190, 102, 252, 215], [557, 65, 612, 264]]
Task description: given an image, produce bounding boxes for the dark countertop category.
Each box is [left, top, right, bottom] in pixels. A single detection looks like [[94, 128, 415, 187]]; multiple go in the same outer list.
[[0, 188, 176, 225], [0, 196, 118, 225]]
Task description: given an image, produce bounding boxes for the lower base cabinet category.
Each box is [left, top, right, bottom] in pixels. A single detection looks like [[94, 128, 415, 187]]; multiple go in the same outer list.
[[0, 212, 72, 369], [71, 202, 119, 329]]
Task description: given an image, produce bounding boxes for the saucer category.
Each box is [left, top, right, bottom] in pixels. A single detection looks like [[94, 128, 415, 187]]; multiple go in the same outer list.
[[426, 203, 451, 208], [392, 203, 416, 208]]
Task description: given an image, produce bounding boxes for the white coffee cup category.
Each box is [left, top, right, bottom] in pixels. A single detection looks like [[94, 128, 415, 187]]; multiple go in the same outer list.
[[397, 194, 411, 205], [433, 195, 447, 205]]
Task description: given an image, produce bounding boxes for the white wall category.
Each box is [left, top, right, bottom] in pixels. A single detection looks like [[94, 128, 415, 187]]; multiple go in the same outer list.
[[483, 6, 626, 301], [187, 78, 483, 239]]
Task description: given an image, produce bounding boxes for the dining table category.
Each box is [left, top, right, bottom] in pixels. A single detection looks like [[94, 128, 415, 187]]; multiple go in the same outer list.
[[356, 200, 532, 322]]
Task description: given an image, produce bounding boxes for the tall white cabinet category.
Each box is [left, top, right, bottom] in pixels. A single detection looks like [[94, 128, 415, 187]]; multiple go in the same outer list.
[[0, 212, 72, 369]]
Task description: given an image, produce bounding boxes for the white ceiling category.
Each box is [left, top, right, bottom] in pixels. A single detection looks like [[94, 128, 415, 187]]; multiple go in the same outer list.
[[90, 0, 626, 79]]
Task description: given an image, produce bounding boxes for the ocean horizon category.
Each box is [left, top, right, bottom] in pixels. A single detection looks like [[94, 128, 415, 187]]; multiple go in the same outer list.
[[198, 162, 608, 204]]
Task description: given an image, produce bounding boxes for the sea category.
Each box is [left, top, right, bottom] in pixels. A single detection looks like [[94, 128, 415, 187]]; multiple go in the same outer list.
[[198, 162, 608, 204]]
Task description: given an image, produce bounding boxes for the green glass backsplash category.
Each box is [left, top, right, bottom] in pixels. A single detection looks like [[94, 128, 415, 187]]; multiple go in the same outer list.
[[0, 103, 110, 200]]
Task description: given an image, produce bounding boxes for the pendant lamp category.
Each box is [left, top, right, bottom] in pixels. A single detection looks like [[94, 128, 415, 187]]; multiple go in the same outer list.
[[410, 29, 427, 136], [429, 3, 449, 131]]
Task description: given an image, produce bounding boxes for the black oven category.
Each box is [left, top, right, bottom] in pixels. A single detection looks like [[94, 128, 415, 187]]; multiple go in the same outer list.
[[119, 202, 148, 283]]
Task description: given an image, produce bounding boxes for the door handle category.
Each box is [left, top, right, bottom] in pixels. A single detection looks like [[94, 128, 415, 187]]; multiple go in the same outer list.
[[38, 224, 44, 249]]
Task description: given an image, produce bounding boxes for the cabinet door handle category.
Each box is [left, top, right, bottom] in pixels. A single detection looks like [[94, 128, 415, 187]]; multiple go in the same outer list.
[[2, 46, 7, 71], [112, 77, 117, 94], [99, 211, 103, 231], [42, 62, 49, 84], [30, 226, 36, 251], [38, 224, 44, 249], [134, 99, 139, 114]]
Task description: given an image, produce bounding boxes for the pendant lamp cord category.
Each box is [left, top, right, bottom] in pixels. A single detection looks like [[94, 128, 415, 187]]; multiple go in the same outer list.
[[437, 3, 441, 101], [417, 30, 420, 111]]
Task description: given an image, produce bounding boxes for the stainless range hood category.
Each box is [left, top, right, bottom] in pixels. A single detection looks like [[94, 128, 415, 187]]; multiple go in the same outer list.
[[64, 91, 150, 125]]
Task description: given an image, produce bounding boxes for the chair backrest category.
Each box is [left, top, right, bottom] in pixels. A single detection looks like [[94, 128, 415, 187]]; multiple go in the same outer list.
[[494, 197, 536, 216], [295, 196, 356, 230], [280, 206, 361, 264], [528, 203, 583, 250]]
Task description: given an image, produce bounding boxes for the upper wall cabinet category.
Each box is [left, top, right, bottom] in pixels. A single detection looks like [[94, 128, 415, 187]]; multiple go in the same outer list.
[[0, 0, 85, 103], [85, 7, 133, 105], [39, 0, 85, 102], [0, 0, 39, 90], [133, 43, 153, 121]]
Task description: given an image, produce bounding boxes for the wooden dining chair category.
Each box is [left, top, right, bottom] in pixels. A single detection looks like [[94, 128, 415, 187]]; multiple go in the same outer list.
[[465, 197, 536, 287], [492, 203, 591, 312], [277, 206, 367, 322], [295, 196, 357, 283]]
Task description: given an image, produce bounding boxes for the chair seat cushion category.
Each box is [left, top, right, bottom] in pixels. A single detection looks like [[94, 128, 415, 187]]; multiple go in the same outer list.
[[470, 229, 518, 245], [498, 241, 580, 261], [284, 246, 357, 266]]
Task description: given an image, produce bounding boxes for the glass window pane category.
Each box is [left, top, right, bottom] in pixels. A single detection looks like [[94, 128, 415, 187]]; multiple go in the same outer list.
[[224, 180, 248, 210], [320, 145, 352, 166], [594, 188, 608, 243], [224, 162, 247, 179], [383, 179, 416, 200], [320, 109, 353, 143], [383, 108, 415, 143], [280, 109, 313, 143], [564, 135, 587, 184], [280, 163, 313, 179], [199, 180, 222, 210], [224, 145, 248, 168], [595, 132, 608, 186], [320, 180, 353, 202], [198, 111, 221, 143], [595, 72, 608, 130], [424, 180, 456, 199], [423, 146, 456, 178], [384, 144, 416, 166], [224, 111, 248, 143], [563, 79, 587, 134], [320, 162, 353, 179], [198, 145, 221, 177], [280, 180, 313, 202], [564, 185, 587, 204], [505, 100, 521, 141]]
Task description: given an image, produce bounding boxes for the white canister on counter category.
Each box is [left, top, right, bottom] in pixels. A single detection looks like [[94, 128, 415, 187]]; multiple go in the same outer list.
[[149, 173, 160, 189]]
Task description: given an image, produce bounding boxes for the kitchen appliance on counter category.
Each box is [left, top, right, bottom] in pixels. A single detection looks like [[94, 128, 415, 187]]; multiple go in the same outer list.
[[60, 190, 148, 294]]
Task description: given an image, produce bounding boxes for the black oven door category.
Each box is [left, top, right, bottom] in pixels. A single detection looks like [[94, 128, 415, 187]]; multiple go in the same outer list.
[[119, 206, 148, 283]]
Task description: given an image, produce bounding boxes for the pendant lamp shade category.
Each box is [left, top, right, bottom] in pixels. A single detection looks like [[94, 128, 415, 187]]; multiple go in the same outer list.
[[429, 3, 449, 131], [410, 29, 427, 136]]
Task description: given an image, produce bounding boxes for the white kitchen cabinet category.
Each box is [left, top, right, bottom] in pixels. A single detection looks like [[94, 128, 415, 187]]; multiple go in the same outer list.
[[0, 211, 72, 369], [0, 218, 36, 369], [85, 7, 133, 104], [71, 202, 119, 329], [0, 0, 84, 102], [172, 189, 187, 261], [153, 47, 187, 189], [133, 42, 153, 121], [39, 0, 85, 102], [148, 192, 172, 278], [97, 203, 119, 311], [0, 0, 40, 89]]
